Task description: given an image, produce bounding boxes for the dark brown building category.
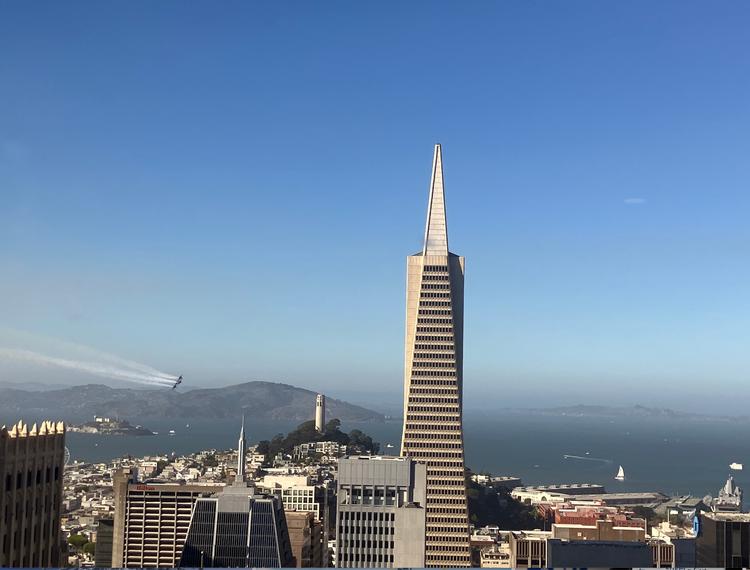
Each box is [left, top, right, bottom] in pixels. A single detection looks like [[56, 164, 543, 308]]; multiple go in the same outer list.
[[696, 511, 750, 568], [0, 420, 66, 568]]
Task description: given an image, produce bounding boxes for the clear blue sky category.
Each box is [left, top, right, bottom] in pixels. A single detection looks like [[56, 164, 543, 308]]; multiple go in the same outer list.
[[1, 2, 749, 412]]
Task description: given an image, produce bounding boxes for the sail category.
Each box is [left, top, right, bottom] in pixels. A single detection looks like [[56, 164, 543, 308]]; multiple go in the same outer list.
[[615, 465, 625, 480]]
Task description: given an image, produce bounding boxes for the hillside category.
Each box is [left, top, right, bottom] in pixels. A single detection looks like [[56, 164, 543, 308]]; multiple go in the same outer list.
[[0, 381, 383, 423]]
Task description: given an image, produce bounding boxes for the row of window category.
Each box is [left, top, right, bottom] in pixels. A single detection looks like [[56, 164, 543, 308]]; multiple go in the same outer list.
[[415, 328, 453, 335], [424, 460, 465, 468], [414, 343, 454, 350], [426, 470, 466, 478], [417, 318, 453, 324], [338, 552, 395, 564], [421, 283, 451, 290], [423, 265, 449, 272], [405, 415, 461, 423], [425, 506, 468, 515], [404, 417, 461, 427], [408, 396, 459, 405], [426, 482, 466, 490], [412, 362, 455, 369], [413, 352, 454, 360], [404, 440, 463, 449], [338, 538, 395, 550], [411, 370, 456, 378], [406, 406, 460, 414], [408, 380, 458, 388], [418, 308, 452, 315], [409, 452, 464, 460], [409, 388, 460, 397], [340, 510, 396, 521], [426, 513, 469, 523], [408, 431, 461, 441], [420, 299, 451, 306], [4, 467, 59, 492], [426, 524, 469, 532]]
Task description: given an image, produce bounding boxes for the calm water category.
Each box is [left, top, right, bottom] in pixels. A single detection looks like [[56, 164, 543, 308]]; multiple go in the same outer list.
[[47, 414, 750, 498]]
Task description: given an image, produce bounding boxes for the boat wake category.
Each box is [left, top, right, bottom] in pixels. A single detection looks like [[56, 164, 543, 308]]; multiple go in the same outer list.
[[563, 454, 613, 464]]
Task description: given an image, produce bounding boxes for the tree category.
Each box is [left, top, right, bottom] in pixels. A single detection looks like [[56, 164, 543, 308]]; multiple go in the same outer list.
[[465, 470, 542, 529], [324, 418, 342, 435], [83, 542, 96, 556], [68, 534, 88, 549]]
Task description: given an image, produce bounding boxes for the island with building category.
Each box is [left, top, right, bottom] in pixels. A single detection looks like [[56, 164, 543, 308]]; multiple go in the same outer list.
[[67, 416, 155, 436]]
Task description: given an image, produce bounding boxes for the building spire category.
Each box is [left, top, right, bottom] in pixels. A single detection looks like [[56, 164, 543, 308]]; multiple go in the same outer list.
[[236, 413, 246, 484], [422, 143, 449, 256]]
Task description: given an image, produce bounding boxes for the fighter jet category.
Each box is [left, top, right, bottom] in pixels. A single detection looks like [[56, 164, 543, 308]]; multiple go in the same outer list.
[[171, 376, 183, 390]]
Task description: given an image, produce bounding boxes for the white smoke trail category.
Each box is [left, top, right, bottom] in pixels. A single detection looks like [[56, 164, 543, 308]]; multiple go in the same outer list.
[[0, 348, 177, 387], [0, 330, 178, 382]]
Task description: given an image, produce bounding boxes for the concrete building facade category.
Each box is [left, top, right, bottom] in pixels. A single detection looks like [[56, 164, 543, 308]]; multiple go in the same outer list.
[[336, 456, 426, 568], [111, 468, 221, 567], [259, 475, 320, 520], [400, 144, 471, 567], [286, 510, 324, 568], [0, 420, 66, 568]]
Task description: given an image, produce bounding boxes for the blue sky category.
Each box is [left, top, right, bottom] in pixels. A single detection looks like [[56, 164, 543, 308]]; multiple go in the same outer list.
[[1, 2, 749, 412]]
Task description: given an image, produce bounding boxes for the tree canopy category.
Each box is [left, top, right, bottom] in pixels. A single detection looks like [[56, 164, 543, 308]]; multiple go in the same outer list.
[[257, 418, 379, 462]]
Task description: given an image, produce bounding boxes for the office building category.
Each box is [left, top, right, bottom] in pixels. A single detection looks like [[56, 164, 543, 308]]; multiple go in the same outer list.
[[336, 455, 426, 568], [315, 394, 326, 433], [179, 420, 293, 568], [286, 510, 324, 567], [94, 519, 114, 567], [111, 468, 221, 567], [259, 475, 321, 520], [0, 420, 66, 568], [696, 511, 750, 568], [400, 144, 470, 567]]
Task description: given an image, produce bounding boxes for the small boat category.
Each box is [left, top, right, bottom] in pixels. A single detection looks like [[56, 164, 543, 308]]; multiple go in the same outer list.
[[615, 465, 625, 481], [152, 431, 159, 435], [168, 430, 176, 436], [730, 462, 743, 471], [386, 443, 394, 449], [186, 424, 190, 428]]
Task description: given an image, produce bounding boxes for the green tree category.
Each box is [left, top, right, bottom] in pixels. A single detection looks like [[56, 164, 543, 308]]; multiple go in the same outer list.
[[465, 470, 542, 529], [68, 534, 88, 549], [83, 542, 96, 556]]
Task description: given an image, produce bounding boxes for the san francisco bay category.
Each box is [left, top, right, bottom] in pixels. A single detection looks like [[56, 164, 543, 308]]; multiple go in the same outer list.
[[59, 412, 749, 499]]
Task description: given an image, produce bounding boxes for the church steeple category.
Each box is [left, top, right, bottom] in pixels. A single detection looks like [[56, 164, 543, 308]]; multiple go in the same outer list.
[[422, 144, 449, 256], [236, 414, 246, 485]]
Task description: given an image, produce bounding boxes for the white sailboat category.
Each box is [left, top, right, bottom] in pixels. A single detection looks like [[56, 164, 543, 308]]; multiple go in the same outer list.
[[615, 465, 625, 481]]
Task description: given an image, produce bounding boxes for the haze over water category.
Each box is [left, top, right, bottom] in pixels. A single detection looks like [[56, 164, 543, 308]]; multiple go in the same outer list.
[[57, 414, 746, 499]]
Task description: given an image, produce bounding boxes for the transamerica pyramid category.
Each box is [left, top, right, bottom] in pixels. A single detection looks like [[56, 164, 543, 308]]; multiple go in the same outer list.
[[401, 144, 471, 567]]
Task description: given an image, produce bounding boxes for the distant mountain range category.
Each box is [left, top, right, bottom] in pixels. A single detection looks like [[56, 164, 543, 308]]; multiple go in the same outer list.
[[0, 381, 384, 423]]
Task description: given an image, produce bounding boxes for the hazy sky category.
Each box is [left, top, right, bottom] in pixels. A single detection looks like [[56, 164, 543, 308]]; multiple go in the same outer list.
[[1, 2, 749, 412]]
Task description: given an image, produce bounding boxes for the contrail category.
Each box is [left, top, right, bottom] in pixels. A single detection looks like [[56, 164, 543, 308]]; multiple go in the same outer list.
[[0, 348, 177, 387]]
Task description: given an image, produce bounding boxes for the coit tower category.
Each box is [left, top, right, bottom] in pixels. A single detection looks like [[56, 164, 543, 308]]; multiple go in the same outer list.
[[315, 394, 326, 433]]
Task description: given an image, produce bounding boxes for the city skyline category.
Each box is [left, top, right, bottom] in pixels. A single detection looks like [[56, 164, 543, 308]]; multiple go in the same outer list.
[[2, 2, 750, 414]]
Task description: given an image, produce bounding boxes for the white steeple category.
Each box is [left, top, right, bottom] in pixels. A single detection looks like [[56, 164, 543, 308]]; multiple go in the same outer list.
[[236, 414, 246, 485], [422, 143, 449, 256]]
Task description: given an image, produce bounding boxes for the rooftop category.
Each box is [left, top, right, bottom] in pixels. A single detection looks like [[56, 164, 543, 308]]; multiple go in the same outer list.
[[703, 512, 750, 522]]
